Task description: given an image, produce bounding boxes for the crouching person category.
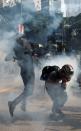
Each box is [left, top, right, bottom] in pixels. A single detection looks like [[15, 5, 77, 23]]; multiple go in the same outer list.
[[40, 65, 74, 116]]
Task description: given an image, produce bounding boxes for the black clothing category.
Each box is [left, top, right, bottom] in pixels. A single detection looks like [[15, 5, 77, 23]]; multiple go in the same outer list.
[[40, 65, 60, 81]]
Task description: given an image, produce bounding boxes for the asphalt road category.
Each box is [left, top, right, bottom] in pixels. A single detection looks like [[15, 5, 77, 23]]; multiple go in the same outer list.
[[0, 64, 81, 131], [0, 86, 81, 131]]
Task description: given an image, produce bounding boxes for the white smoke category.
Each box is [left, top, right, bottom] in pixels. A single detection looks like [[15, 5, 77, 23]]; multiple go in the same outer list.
[[22, 0, 36, 12], [0, 0, 81, 117], [0, 1, 80, 97], [63, 0, 81, 17], [61, 0, 66, 17], [37, 54, 80, 95], [0, 32, 20, 92]]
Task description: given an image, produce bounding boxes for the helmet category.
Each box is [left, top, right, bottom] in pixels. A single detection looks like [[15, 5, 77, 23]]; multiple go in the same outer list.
[[61, 64, 74, 76]]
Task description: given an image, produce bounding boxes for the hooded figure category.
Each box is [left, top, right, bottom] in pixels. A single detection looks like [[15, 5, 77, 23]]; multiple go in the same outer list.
[[40, 64, 74, 116]]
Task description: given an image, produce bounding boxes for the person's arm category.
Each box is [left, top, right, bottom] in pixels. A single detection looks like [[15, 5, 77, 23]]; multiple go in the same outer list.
[[5, 51, 16, 62]]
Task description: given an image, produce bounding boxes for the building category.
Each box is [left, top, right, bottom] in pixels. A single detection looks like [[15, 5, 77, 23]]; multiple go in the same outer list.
[[0, 0, 21, 8], [33, 0, 41, 11], [33, 0, 61, 14], [41, 0, 49, 12], [49, 0, 61, 13], [33, 0, 49, 13], [64, 0, 81, 16]]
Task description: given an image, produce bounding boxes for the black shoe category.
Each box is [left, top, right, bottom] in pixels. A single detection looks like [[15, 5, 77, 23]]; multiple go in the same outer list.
[[8, 101, 15, 117]]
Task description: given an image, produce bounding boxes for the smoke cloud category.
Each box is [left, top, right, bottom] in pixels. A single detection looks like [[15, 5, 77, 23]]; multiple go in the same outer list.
[[35, 55, 80, 95], [62, 0, 81, 17], [0, 1, 80, 96], [0, 1, 81, 121]]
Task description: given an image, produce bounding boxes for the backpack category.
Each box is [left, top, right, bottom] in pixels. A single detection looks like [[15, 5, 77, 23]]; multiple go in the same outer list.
[[40, 65, 60, 81]]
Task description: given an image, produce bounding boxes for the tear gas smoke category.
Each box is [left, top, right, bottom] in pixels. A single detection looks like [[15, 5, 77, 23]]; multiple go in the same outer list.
[[0, 27, 20, 92], [22, 0, 36, 12], [23, 12, 63, 44], [0, 0, 63, 91], [0, 1, 81, 121], [64, 3, 81, 17], [35, 54, 80, 96]]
